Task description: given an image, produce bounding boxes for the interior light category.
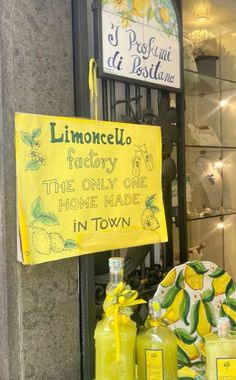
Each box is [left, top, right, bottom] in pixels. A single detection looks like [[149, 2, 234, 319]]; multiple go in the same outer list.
[[188, 29, 216, 44], [195, 16, 210, 23], [217, 222, 224, 229], [214, 160, 223, 169], [193, 1, 211, 23], [220, 99, 228, 108]]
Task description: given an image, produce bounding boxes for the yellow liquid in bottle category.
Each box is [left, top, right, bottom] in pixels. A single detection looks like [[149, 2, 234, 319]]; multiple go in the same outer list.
[[95, 315, 136, 380], [205, 334, 236, 380], [136, 322, 178, 380], [205, 317, 236, 380]]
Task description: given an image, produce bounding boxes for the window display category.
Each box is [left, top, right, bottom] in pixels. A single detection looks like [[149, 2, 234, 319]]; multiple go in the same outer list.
[[182, 0, 236, 280]]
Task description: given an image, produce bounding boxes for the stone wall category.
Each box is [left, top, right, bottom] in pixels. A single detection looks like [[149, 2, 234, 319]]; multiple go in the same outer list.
[[0, 0, 80, 379]]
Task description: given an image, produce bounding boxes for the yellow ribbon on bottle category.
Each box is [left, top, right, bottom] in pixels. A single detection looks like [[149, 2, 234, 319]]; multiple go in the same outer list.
[[149, 318, 161, 327], [105, 283, 146, 362], [88, 58, 98, 120]]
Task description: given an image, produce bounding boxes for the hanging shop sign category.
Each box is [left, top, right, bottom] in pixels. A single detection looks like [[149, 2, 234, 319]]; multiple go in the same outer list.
[[15, 113, 167, 265], [95, 0, 182, 90]]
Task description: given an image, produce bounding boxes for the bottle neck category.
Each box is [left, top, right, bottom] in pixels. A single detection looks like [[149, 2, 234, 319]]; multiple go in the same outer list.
[[217, 317, 230, 338], [109, 271, 123, 286], [149, 317, 161, 327]]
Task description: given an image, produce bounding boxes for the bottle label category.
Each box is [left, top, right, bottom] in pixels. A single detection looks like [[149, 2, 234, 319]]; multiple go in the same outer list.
[[145, 349, 163, 380], [216, 358, 236, 379]]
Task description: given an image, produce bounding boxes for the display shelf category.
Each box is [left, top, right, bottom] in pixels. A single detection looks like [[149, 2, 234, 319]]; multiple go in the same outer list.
[[185, 70, 236, 148], [185, 69, 236, 95], [224, 214, 236, 280], [184, 97, 236, 280], [187, 210, 236, 222], [187, 216, 224, 268], [183, 0, 236, 83], [186, 144, 236, 149], [182, 0, 236, 282], [185, 147, 236, 215]]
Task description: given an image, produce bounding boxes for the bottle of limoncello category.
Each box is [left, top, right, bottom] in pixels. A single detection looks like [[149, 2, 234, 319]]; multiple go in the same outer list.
[[103, 257, 125, 312], [95, 257, 140, 380], [136, 298, 178, 380], [205, 317, 236, 380]]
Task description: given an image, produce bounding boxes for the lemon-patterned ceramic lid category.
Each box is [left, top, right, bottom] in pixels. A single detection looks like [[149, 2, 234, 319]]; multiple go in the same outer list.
[[154, 261, 236, 366]]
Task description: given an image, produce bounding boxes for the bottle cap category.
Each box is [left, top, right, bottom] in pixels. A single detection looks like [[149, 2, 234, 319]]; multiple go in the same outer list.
[[148, 298, 161, 320], [108, 257, 124, 274], [217, 317, 230, 338]]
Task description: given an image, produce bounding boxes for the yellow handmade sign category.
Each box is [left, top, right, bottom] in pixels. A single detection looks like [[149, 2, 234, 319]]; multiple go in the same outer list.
[[15, 113, 167, 265]]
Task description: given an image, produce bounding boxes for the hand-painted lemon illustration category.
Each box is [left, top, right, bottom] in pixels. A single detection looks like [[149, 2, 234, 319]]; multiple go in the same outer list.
[[178, 366, 198, 378], [159, 7, 170, 23], [177, 339, 199, 361], [141, 194, 160, 230], [222, 304, 236, 322], [185, 265, 203, 290], [145, 215, 160, 231], [141, 208, 154, 224], [197, 301, 212, 337], [142, 209, 160, 230], [32, 227, 51, 255], [212, 272, 231, 296], [161, 268, 176, 287], [50, 232, 64, 253], [133, 0, 150, 17], [163, 289, 184, 324]]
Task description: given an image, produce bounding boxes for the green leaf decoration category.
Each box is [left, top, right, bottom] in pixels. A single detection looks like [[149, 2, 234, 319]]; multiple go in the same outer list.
[[151, 206, 160, 213], [180, 290, 190, 326], [21, 131, 34, 146], [190, 300, 200, 334], [147, 6, 154, 21], [145, 194, 160, 213], [119, 10, 133, 19], [177, 345, 191, 365], [226, 279, 235, 297], [179, 378, 195, 380], [204, 302, 216, 327], [25, 160, 41, 171], [202, 288, 215, 303], [174, 328, 197, 344], [224, 298, 236, 312], [209, 267, 225, 278], [145, 194, 156, 208], [187, 261, 208, 275], [31, 197, 44, 219], [161, 285, 180, 309], [176, 270, 184, 289], [31, 128, 41, 139], [37, 212, 59, 226], [64, 239, 78, 250], [102, 0, 109, 6]]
